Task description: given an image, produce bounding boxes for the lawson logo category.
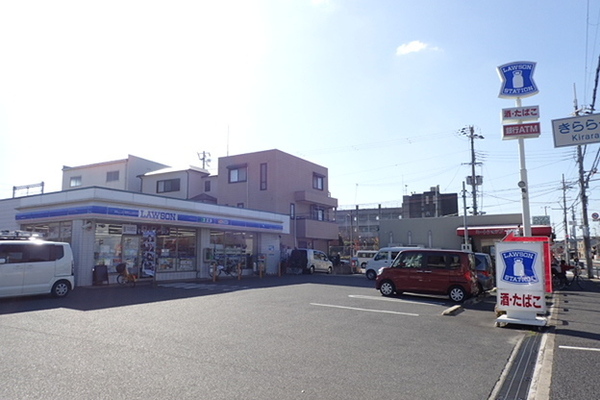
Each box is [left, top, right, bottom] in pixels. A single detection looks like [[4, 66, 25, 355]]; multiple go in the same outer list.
[[500, 249, 540, 285]]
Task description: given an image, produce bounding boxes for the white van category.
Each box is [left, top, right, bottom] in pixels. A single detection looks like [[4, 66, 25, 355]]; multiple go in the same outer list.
[[0, 237, 75, 298], [353, 250, 377, 271], [365, 247, 421, 280], [288, 248, 333, 274]]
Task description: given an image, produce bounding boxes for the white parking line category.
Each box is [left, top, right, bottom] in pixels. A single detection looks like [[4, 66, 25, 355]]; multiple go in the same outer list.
[[310, 303, 419, 316], [559, 345, 600, 352], [348, 294, 446, 307]]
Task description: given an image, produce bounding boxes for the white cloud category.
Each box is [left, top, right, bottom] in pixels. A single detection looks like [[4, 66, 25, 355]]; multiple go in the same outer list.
[[396, 40, 438, 56]]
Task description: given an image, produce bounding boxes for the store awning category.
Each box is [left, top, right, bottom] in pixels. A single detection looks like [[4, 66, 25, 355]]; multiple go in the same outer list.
[[456, 225, 552, 237]]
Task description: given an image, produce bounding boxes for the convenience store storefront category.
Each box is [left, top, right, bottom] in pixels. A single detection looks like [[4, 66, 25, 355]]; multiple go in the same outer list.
[[456, 225, 553, 255], [8, 187, 289, 286]]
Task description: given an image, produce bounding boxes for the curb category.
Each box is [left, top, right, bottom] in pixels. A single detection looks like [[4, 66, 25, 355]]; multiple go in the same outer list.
[[441, 305, 463, 315]]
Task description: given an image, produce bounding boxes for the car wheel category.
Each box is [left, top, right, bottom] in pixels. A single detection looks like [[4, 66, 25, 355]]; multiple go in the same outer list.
[[449, 286, 466, 303], [366, 269, 377, 280], [327, 266, 332, 274], [309, 266, 315, 274], [379, 281, 395, 297], [51, 280, 71, 298], [360, 262, 367, 269]]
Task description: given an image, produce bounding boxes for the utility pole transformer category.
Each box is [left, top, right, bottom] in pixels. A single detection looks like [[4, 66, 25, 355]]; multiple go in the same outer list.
[[461, 126, 484, 216]]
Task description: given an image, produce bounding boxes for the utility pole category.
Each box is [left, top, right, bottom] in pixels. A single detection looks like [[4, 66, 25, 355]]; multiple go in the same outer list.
[[460, 126, 484, 216], [577, 145, 594, 277], [561, 175, 571, 265], [572, 86, 595, 278], [462, 181, 471, 251], [197, 151, 211, 169]]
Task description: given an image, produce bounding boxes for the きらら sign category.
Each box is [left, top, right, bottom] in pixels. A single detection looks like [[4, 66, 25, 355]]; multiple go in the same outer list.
[[551, 113, 600, 148]]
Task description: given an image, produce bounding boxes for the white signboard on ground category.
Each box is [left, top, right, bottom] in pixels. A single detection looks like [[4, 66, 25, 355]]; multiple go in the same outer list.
[[552, 114, 600, 148], [495, 241, 547, 327]]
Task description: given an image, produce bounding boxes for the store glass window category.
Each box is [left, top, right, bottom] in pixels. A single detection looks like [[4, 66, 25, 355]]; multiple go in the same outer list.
[[21, 222, 72, 243], [208, 231, 254, 270], [156, 228, 196, 272], [94, 224, 125, 273], [93, 224, 196, 275]]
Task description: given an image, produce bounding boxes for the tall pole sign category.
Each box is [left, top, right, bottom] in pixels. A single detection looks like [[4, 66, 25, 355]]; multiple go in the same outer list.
[[497, 61, 540, 237]]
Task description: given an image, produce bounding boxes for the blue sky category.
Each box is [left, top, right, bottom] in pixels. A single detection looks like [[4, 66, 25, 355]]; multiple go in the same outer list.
[[1, 0, 599, 240]]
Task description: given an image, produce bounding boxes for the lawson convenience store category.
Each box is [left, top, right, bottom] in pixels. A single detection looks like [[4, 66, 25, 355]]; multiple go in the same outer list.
[[1, 187, 289, 286]]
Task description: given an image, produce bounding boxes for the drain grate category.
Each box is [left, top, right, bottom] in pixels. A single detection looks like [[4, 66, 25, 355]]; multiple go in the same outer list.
[[494, 333, 542, 400]]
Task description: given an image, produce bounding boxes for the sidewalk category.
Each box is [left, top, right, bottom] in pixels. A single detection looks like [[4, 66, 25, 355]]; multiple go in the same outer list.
[[533, 274, 600, 399]]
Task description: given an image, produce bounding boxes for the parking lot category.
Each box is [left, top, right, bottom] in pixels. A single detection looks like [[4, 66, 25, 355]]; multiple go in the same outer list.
[[0, 274, 526, 400]]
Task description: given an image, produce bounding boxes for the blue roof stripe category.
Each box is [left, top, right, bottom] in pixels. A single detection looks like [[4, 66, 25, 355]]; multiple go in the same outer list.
[[16, 205, 284, 231]]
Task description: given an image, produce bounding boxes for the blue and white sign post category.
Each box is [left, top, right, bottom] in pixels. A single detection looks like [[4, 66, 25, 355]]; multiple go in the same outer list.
[[497, 61, 540, 237], [497, 62, 539, 99], [495, 241, 548, 327]]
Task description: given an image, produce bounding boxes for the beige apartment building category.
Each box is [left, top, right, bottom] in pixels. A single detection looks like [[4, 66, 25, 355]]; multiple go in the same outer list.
[[215, 150, 338, 251], [62, 149, 338, 252]]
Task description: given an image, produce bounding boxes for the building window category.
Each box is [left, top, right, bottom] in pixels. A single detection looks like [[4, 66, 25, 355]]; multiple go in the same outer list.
[[70, 176, 82, 187], [312, 206, 325, 221], [106, 171, 119, 182], [228, 165, 247, 183], [157, 178, 180, 193], [290, 203, 296, 219], [260, 163, 267, 190], [204, 180, 211, 192], [313, 174, 324, 191]]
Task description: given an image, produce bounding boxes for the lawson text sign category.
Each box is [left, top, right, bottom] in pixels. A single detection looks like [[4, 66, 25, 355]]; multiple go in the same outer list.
[[496, 241, 546, 314], [497, 61, 539, 99]]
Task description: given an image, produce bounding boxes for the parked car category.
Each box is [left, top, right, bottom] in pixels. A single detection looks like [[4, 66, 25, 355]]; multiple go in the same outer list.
[[0, 233, 75, 299], [474, 252, 495, 292], [353, 250, 377, 271], [375, 249, 479, 302], [288, 248, 333, 274], [365, 246, 421, 280]]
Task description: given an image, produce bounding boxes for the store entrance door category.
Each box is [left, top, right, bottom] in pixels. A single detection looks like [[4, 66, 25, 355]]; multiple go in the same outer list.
[[121, 235, 141, 276]]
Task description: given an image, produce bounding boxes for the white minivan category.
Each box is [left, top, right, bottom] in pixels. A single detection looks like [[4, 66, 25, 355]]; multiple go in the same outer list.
[[0, 238, 75, 298], [353, 250, 377, 271], [365, 247, 421, 280], [288, 248, 333, 274]]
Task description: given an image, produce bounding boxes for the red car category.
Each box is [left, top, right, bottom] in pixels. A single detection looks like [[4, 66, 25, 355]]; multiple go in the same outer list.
[[375, 249, 479, 303]]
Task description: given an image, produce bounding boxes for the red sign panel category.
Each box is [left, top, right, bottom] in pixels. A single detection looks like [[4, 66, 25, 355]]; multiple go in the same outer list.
[[502, 122, 541, 139], [502, 106, 540, 122]]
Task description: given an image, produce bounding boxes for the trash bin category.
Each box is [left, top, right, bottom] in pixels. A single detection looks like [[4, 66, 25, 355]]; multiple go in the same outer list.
[[93, 264, 108, 285]]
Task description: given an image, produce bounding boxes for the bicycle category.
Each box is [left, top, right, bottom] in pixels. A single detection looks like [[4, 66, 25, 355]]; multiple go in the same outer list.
[[552, 265, 586, 291], [208, 261, 239, 278], [116, 263, 136, 287]]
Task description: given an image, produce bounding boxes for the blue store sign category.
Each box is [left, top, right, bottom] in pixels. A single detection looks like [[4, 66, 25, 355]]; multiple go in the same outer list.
[[497, 61, 538, 98], [499, 249, 540, 285]]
